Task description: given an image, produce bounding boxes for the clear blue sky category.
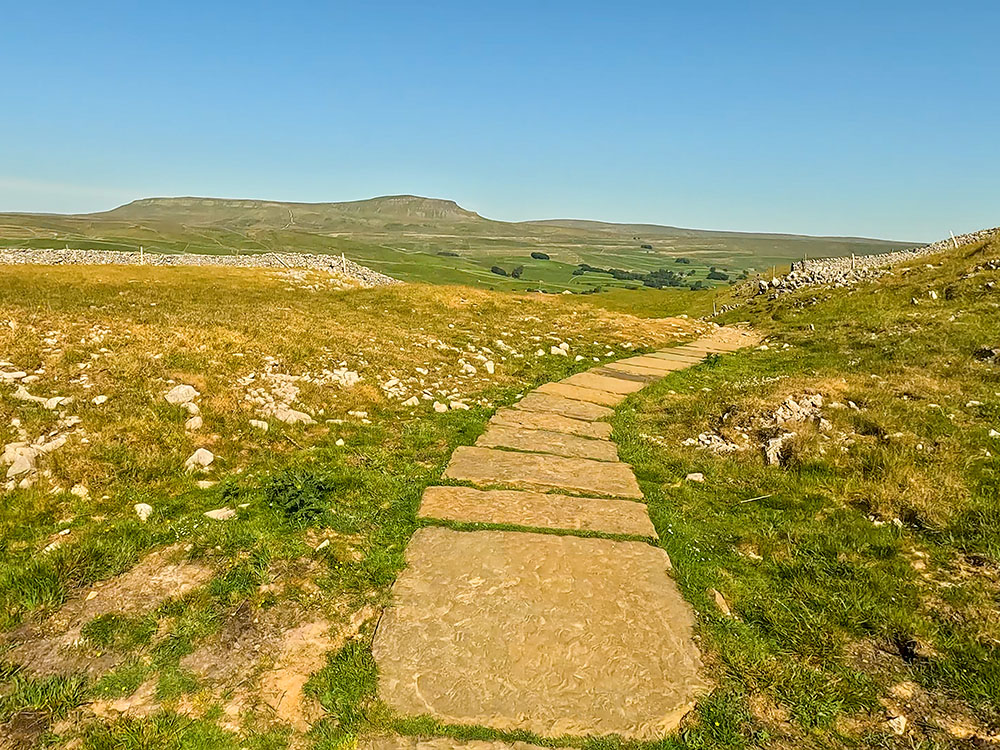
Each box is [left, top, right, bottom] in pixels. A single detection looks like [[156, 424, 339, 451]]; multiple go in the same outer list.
[[2, 1, 997, 240]]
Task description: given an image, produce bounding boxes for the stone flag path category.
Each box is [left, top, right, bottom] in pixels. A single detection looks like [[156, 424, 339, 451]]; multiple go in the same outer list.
[[365, 327, 757, 750]]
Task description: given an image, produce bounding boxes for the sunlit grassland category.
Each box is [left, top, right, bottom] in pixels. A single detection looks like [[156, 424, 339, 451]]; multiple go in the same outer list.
[[0, 263, 702, 747], [608, 235, 1000, 747]]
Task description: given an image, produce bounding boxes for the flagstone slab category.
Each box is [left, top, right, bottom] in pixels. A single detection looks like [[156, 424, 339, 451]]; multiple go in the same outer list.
[[646, 350, 705, 362], [513, 393, 613, 422], [561, 371, 647, 395], [589, 367, 656, 383], [490, 409, 613, 440], [476, 424, 619, 462], [419, 486, 656, 537], [443, 446, 642, 498], [535, 381, 624, 406], [675, 341, 741, 353], [645, 352, 707, 365], [612, 356, 688, 373], [604, 360, 679, 378], [372, 528, 709, 740], [359, 736, 549, 750]]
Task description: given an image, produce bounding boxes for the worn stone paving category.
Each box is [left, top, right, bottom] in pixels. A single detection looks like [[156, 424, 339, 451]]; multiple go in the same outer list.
[[475, 424, 620, 462], [367, 327, 757, 748]]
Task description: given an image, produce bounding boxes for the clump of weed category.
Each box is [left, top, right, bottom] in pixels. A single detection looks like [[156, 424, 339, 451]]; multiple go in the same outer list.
[[263, 468, 334, 525]]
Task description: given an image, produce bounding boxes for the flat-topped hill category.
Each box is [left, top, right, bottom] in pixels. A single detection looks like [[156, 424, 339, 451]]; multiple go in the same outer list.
[[0, 194, 923, 292]]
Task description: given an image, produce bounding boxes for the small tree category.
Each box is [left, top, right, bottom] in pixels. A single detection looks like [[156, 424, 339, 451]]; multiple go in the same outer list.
[[511, 265, 524, 279], [530, 251, 550, 260], [490, 266, 508, 277]]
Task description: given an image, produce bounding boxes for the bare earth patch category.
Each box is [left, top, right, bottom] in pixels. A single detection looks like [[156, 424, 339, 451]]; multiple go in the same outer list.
[[5, 544, 213, 677]]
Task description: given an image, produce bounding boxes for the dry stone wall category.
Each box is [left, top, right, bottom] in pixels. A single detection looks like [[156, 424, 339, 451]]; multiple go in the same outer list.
[[0, 247, 399, 287]]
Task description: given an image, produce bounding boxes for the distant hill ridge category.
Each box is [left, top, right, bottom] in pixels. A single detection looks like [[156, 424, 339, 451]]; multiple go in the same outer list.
[[88, 194, 917, 245], [96, 195, 484, 229], [0, 193, 926, 292]]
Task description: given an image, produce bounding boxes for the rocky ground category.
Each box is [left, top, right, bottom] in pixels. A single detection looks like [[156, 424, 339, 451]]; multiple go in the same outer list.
[[0, 247, 398, 287]]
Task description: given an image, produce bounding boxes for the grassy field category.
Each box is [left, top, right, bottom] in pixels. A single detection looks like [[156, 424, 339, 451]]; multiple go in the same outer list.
[[0, 264, 703, 749], [0, 195, 919, 293], [606, 233, 1000, 747], [1, 228, 996, 750]]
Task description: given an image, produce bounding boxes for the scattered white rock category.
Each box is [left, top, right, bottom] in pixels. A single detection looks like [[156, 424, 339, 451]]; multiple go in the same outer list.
[[268, 406, 315, 425], [249, 419, 269, 432], [195, 480, 217, 489], [484, 361, 495, 375], [402, 396, 420, 407], [764, 433, 796, 466], [134, 503, 153, 522], [6, 451, 36, 478], [69, 484, 89, 499], [185, 415, 204, 431], [886, 715, 907, 736], [433, 401, 448, 413], [335, 438, 345, 446], [710, 588, 733, 617], [203, 507, 237, 521], [449, 401, 470, 411], [92, 395, 109, 406], [183, 401, 200, 415], [184, 448, 214, 472], [165, 384, 199, 405], [685, 472, 705, 483], [550, 346, 568, 356]]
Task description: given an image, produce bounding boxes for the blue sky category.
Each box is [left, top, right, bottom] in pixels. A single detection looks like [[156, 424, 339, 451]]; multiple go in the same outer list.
[[2, 1, 997, 240]]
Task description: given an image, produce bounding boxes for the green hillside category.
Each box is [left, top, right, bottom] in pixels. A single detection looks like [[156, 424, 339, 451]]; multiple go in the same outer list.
[[0, 196, 921, 292]]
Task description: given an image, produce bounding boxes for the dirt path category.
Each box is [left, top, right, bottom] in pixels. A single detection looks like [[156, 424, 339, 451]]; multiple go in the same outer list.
[[364, 326, 758, 748]]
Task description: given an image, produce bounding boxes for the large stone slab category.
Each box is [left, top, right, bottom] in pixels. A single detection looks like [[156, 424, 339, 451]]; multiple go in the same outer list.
[[360, 736, 549, 750], [513, 393, 613, 422], [419, 486, 656, 537], [604, 360, 680, 378], [443, 446, 642, 498], [373, 528, 709, 740], [535, 381, 624, 406], [610, 356, 688, 373], [476, 424, 619, 462], [490, 409, 613, 440], [561, 371, 646, 395], [646, 349, 705, 362], [589, 367, 656, 383]]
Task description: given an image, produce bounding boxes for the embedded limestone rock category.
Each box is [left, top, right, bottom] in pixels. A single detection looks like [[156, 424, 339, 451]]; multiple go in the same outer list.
[[184, 448, 214, 472], [419, 486, 655, 537], [513, 393, 613, 422], [475, 424, 619, 462], [164, 384, 199, 405], [443, 446, 642, 499], [372, 528, 708, 740]]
